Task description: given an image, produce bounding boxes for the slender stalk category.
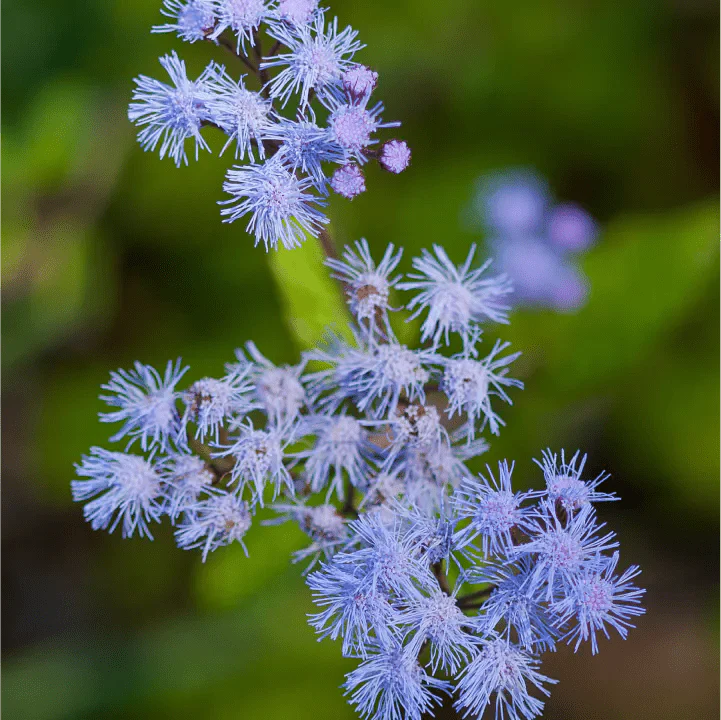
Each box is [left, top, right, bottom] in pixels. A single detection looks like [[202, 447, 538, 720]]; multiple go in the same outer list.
[[431, 561, 452, 596], [215, 34, 258, 75], [318, 227, 340, 261], [456, 586, 494, 609]]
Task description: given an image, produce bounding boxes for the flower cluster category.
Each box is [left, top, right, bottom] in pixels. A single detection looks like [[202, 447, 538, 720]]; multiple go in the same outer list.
[[129, 0, 411, 250], [470, 169, 599, 311], [73, 240, 644, 720]]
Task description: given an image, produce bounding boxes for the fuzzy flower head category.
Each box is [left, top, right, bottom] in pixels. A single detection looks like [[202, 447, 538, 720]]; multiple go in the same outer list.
[[519, 503, 619, 599], [325, 239, 403, 335], [153, 0, 217, 43], [400, 245, 513, 347], [72, 449, 164, 539], [535, 449, 617, 513], [263, 15, 363, 108], [210, 0, 272, 53], [100, 359, 187, 452], [442, 338, 523, 438], [344, 644, 451, 720], [182, 373, 253, 443], [329, 101, 397, 163], [379, 140, 411, 174], [455, 636, 557, 720], [271, 117, 345, 188], [206, 69, 274, 161], [276, 0, 320, 26], [221, 157, 328, 250], [175, 490, 252, 560], [553, 552, 645, 654], [162, 453, 216, 520], [453, 461, 538, 557], [342, 64, 378, 101], [298, 413, 374, 499], [214, 422, 292, 505], [128, 52, 214, 167], [228, 341, 307, 425], [330, 164, 366, 198]]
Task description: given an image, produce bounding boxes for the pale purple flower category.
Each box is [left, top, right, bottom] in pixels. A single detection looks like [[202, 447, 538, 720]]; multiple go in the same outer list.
[[379, 140, 411, 174], [72, 449, 164, 539], [328, 100, 398, 163], [399, 244, 512, 346], [276, 0, 320, 26], [152, 0, 217, 43], [548, 203, 598, 252], [210, 0, 272, 53], [330, 163, 366, 198], [128, 52, 214, 167], [221, 157, 328, 250], [342, 64, 378, 101], [161, 453, 216, 520], [100, 359, 188, 452], [262, 15, 363, 108]]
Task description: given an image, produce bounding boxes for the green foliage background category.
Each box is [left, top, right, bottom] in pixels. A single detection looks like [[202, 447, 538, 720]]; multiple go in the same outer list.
[[3, 0, 719, 718]]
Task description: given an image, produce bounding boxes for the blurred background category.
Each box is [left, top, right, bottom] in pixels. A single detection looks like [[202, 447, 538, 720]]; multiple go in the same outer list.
[[3, 0, 719, 718]]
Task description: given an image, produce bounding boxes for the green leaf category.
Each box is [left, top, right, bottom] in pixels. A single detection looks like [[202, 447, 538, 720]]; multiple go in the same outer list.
[[267, 233, 351, 350]]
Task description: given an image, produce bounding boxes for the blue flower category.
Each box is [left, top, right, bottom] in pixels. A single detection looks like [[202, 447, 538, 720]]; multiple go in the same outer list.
[[270, 116, 345, 189], [99, 359, 188, 452], [342, 64, 378, 102], [181, 373, 255, 443], [209, 0, 273, 53], [275, 0, 321, 26], [72, 449, 165, 538], [452, 461, 539, 557], [534, 448, 618, 513], [128, 52, 215, 167], [327, 99, 398, 164], [399, 245, 512, 347], [213, 421, 293, 506], [455, 635, 557, 720], [401, 588, 475, 673], [226, 341, 308, 425], [205, 68, 275, 161], [296, 413, 376, 499], [441, 336, 523, 438], [553, 551, 645, 654], [152, 0, 217, 43], [161, 453, 216, 520], [475, 169, 550, 237], [262, 15, 363, 108], [344, 643, 451, 720], [220, 157, 328, 250], [518, 502, 619, 600], [324, 239, 403, 338], [175, 489, 252, 561], [330, 163, 366, 198], [548, 202, 598, 252]]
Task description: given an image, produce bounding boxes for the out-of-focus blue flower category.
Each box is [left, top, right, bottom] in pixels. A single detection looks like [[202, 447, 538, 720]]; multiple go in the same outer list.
[[477, 169, 550, 237], [400, 245, 512, 347], [344, 643, 451, 720], [128, 52, 215, 167], [455, 635, 557, 720], [548, 202, 598, 252], [72, 449, 165, 538], [221, 157, 328, 249], [535, 448, 617, 513], [206, 68, 275, 160], [100, 359, 188, 452], [210, 0, 273, 53], [153, 0, 217, 43], [262, 15, 363, 108], [553, 551, 645, 654], [175, 490, 252, 560], [452, 461, 538, 557]]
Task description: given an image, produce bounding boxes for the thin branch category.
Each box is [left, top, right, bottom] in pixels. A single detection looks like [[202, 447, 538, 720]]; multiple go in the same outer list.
[[431, 561, 452, 596], [215, 34, 258, 75], [456, 586, 494, 609], [318, 227, 340, 261]]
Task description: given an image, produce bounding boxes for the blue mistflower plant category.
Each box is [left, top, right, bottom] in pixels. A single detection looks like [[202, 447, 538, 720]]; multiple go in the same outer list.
[[72, 2, 646, 719]]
